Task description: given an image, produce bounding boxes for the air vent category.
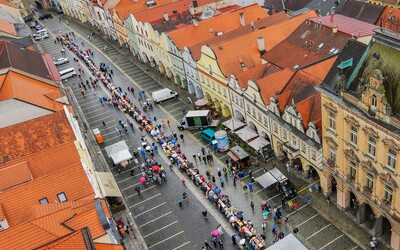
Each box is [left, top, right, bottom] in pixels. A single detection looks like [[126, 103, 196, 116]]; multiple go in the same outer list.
[[218, 45, 223, 50], [293, 64, 300, 69], [317, 43, 324, 49], [145, 0, 156, 7], [3, 155, 8, 163], [329, 47, 336, 53], [333, 49, 339, 54], [240, 62, 245, 68]]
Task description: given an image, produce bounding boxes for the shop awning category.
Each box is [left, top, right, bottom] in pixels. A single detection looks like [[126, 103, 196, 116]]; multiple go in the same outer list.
[[248, 137, 270, 151], [104, 141, 132, 164], [227, 151, 239, 162], [96, 172, 123, 197], [234, 126, 258, 142], [266, 233, 307, 250], [257, 172, 277, 188], [222, 118, 245, 131]]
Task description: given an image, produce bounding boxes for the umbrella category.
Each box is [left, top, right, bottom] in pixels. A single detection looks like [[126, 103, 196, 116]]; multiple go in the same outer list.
[[272, 225, 277, 230], [139, 177, 146, 184], [211, 230, 219, 237], [239, 239, 246, 245], [195, 98, 209, 106], [146, 146, 151, 151], [262, 211, 269, 216], [171, 139, 177, 144], [217, 168, 221, 172], [172, 153, 178, 158], [261, 200, 267, 205], [229, 216, 235, 222], [151, 166, 159, 171]]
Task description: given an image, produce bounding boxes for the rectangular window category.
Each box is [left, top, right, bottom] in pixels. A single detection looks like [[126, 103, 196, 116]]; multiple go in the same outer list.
[[263, 117, 269, 128], [258, 113, 261, 121], [366, 173, 373, 189], [349, 161, 356, 180], [212, 81, 215, 90], [349, 126, 357, 146], [206, 78, 210, 86], [292, 136, 297, 147], [274, 123, 278, 133], [57, 192, 68, 202], [311, 150, 316, 160], [387, 148, 397, 169], [301, 143, 306, 153], [384, 186, 393, 204], [252, 108, 256, 117], [223, 88, 227, 97], [367, 137, 376, 158], [329, 147, 336, 162], [328, 111, 335, 130], [39, 198, 49, 204], [217, 84, 221, 93], [282, 130, 287, 140]]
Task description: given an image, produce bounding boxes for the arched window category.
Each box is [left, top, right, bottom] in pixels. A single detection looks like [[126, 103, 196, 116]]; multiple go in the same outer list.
[[371, 94, 377, 107]]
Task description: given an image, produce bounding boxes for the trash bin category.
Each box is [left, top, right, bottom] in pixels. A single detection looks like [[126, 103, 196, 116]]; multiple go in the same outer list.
[[92, 128, 104, 144]]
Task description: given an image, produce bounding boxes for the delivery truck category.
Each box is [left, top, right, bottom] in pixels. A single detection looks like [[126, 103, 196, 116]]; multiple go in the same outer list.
[[177, 110, 219, 130]]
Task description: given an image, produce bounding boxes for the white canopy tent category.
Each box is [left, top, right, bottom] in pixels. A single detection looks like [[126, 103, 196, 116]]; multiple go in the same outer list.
[[257, 172, 277, 188], [266, 233, 307, 250], [234, 126, 258, 142], [248, 136, 270, 151], [222, 118, 245, 131], [104, 141, 132, 165]]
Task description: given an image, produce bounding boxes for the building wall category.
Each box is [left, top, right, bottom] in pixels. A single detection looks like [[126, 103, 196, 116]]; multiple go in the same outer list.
[[124, 14, 139, 56], [112, 11, 127, 45], [166, 36, 186, 88]]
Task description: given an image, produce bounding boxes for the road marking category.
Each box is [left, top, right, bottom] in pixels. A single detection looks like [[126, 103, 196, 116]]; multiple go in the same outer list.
[[287, 204, 309, 217], [139, 211, 173, 228], [294, 214, 319, 228], [143, 221, 178, 238], [126, 186, 156, 199], [163, 101, 182, 109], [117, 172, 143, 181], [129, 193, 161, 208], [149, 231, 184, 249], [241, 168, 265, 180], [298, 180, 320, 193], [350, 246, 359, 250], [306, 224, 331, 240], [121, 182, 141, 191], [169, 106, 185, 113], [134, 202, 167, 218], [103, 135, 123, 143], [172, 241, 191, 250], [319, 234, 344, 249], [255, 187, 267, 194], [267, 194, 281, 202]]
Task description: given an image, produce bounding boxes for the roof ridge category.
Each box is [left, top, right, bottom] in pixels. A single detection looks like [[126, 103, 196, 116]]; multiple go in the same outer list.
[[27, 220, 64, 238]]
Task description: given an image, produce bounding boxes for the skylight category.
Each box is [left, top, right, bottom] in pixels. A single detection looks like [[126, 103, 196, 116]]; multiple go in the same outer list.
[[318, 43, 324, 49]]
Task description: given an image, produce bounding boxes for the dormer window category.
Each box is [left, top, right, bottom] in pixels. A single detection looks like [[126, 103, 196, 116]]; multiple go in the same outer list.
[[371, 94, 377, 107], [39, 198, 49, 204]]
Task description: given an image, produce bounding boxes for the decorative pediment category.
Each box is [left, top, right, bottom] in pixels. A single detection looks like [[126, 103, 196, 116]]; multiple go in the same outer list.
[[344, 149, 360, 163], [360, 160, 377, 174], [382, 138, 400, 151], [362, 126, 379, 138], [367, 69, 385, 94], [324, 136, 338, 147], [323, 102, 338, 113], [344, 115, 360, 127], [379, 172, 398, 188]]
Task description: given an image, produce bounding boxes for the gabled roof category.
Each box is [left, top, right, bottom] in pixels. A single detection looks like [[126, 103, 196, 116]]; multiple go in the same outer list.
[[377, 7, 400, 32], [64, 208, 105, 239], [304, 0, 346, 16], [0, 0, 17, 8], [296, 93, 321, 129], [236, 63, 281, 89], [168, 4, 269, 50], [340, 0, 385, 24], [0, 111, 76, 163], [257, 68, 294, 104], [0, 41, 53, 80], [95, 243, 124, 250], [301, 56, 338, 81], [0, 161, 32, 191], [209, 10, 317, 77], [0, 164, 95, 227], [190, 11, 289, 60], [0, 18, 17, 36], [262, 19, 350, 69], [133, 0, 216, 24], [284, 0, 311, 12], [152, 10, 194, 33], [116, 0, 173, 21], [0, 71, 65, 112], [311, 14, 378, 37], [37, 229, 89, 249]]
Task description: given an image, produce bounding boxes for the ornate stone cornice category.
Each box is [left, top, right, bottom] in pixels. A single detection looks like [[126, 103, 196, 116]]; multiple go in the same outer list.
[[324, 136, 338, 147], [382, 138, 400, 151], [344, 149, 360, 163], [360, 160, 378, 174], [344, 115, 360, 127], [378, 172, 398, 188], [362, 126, 379, 138], [323, 102, 338, 113]]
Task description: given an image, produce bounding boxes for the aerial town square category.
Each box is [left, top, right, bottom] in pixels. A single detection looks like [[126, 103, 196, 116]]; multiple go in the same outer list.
[[0, 0, 399, 249]]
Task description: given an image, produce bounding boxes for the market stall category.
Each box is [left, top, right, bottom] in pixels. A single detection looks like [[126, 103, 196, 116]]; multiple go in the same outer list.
[[104, 141, 132, 166], [266, 233, 307, 250], [96, 172, 125, 213], [227, 146, 251, 169], [248, 136, 270, 151], [222, 118, 246, 131], [234, 126, 259, 142]]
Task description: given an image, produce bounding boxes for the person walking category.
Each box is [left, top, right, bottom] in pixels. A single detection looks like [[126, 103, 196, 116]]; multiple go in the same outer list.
[[135, 186, 140, 195], [281, 197, 286, 210], [201, 146, 206, 155], [326, 195, 331, 204], [248, 169, 253, 179], [102, 121, 106, 127], [197, 152, 201, 161], [218, 239, 224, 249], [202, 210, 208, 219], [180, 134, 184, 142], [220, 179, 225, 187], [248, 183, 253, 192], [204, 240, 212, 250], [115, 127, 122, 137], [250, 201, 254, 210], [203, 156, 207, 165], [307, 194, 312, 204]]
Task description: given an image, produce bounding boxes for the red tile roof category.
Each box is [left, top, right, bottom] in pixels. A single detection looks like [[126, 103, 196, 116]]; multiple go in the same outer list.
[[0, 0, 17, 7], [301, 56, 337, 81], [96, 243, 124, 250], [0, 161, 32, 191], [236, 63, 282, 89], [42, 53, 61, 82], [0, 164, 95, 227], [168, 4, 269, 50], [377, 7, 400, 32], [65, 209, 105, 239], [0, 18, 16, 36], [261, 20, 349, 69], [0, 111, 76, 164], [257, 68, 294, 104], [115, 0, 173, 20], [0, 71, 66, 112], [0, 204, 4, 220], [209, 10, 317, 77], [295, 93, 321, 129], [38, 230, 88, 249], [310, 14, 378, 38]]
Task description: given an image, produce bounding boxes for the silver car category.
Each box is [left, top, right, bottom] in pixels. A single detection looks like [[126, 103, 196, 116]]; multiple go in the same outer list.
[[54, 57, 69, 66], [34, 33, 49, 41]]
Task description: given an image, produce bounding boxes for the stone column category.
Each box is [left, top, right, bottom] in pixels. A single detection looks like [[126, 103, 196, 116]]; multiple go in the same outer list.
[[374, 216, 383, 236], [357, 203, 366, 224], [336, 183, 350, 211]]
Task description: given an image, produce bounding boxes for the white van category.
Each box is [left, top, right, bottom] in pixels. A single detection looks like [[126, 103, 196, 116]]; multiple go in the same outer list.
[[59, 67, 77, 80], [33, 29, 48, 37], [151, 88, 178, 103]]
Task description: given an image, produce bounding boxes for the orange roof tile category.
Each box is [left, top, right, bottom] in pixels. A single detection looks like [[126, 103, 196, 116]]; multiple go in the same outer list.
[[115, 0, 173, 20], [30, 209, 76, 237], [301, 56, 337, 82], [0, 0, 17, 7], [96, 243, 124, 250], [377, 7, 400, 32], [0, 164, 95, 227], [258, 68, 294, 104], [236, 63, 282, 89], [0, 161, 32, 191], [0, 18, 16, 35], [190, 11, 289, 60], [0, 71, 65, 112], [2, 142, 81, 179], [134, 0, 217, 24], [65, 208, 106, 239], [28, 200, 95, 219], [100, 199, 111, 218], [0, 111, 76, 164], [294, 94, 321, 129], [0, 204, 4, 220], [210, 10, 318, 77], [168, 4, 269, 50], [38, 230, 88, 249]]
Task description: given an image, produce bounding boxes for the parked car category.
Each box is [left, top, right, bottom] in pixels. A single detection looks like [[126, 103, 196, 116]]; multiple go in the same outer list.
[[24, 15, 34, 23], [151, 88, 178, 103], [54, 57, 69, 66], [56, 9, 64, 14], [39, 13, 52, 20], [35, 25, 43, 31], [34, 33, 49, 41]]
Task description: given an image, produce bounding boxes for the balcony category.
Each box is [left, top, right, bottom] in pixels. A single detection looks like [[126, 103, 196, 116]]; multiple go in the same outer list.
[[283, 142, 300, 158]]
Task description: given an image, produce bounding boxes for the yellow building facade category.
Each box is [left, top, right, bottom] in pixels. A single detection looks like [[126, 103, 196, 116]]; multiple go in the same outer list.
[[317, 31, 400, 249]]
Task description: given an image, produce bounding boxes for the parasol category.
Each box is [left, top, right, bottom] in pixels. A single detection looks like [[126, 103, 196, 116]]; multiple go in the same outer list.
[[261, 200, 267, 205], [239, 239, 246, 245], [211, 230, 219, 237], [139, 177, 146, 184], [195, 98, 209, 106], [262, 211, 269, 216], [151, 166, 159, 171]]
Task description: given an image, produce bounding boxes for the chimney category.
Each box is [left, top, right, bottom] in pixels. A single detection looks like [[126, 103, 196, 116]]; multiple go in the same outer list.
[[193, 17, 199, 27], [163, 12, 169, 22], [332, 25, 338, 34], [189, 4, 194, 15], [192, 0, 198, 8], [251, 21, 254, 31], [239, 12, 245, 26], [257, 36, 266, 55]]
